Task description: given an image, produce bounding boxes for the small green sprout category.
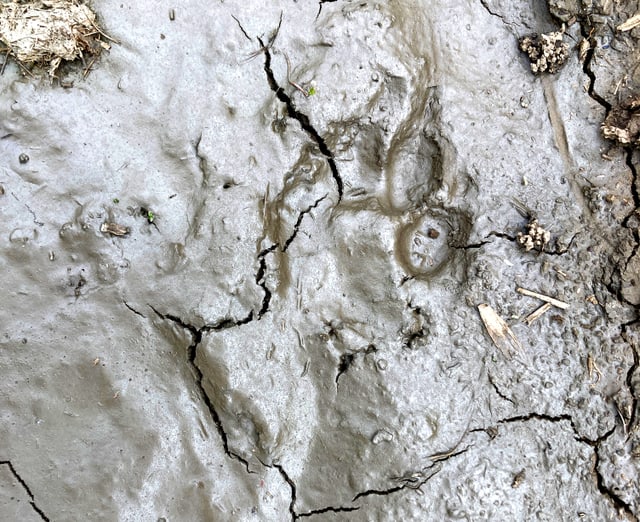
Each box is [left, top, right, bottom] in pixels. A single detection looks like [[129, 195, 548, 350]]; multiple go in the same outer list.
[[146, 210, 155, 223], [307, 86, 316, 96], [113, 198, 120, 204]]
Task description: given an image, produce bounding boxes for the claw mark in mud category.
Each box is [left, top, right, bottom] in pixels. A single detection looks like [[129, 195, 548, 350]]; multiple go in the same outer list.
[[258, 42, 344, 202], [148, 307, 254, 474], [0, 460, 50, 521]]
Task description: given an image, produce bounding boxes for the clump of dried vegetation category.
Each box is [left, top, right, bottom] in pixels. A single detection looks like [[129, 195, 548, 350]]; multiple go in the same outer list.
[[0, 0, 113, 77]]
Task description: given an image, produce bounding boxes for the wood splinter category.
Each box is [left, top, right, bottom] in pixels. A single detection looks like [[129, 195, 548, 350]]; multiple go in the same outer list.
[[523, 302, 552, 325], [516, 287, 569, 310], [478, 304, 522, 358]]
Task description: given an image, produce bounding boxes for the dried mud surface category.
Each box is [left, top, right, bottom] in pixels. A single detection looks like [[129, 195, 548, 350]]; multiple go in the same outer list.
[[1, 0, 639, 520]]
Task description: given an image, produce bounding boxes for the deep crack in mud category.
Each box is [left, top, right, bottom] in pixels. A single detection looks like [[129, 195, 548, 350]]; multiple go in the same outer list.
[[0, 461, 50, 521]]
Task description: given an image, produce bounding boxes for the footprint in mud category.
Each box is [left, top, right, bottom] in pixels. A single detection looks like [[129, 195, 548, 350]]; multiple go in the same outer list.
[[396, 210, 469, 278]]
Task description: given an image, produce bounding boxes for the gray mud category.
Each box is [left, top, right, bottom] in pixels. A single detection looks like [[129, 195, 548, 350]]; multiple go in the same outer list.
[[1, 0, 639, 520]]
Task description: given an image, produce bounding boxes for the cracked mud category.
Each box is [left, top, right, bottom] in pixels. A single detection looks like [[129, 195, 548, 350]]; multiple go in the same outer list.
[[2, 0, 640, 520]]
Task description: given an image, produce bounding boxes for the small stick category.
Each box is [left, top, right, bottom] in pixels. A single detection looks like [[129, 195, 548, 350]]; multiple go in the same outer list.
[[523, 302, 552, 325], [516, 287, 569, 310], [83, 54, 98, 78], [617, 14, 640, 32], [0, 49, 9, 75]]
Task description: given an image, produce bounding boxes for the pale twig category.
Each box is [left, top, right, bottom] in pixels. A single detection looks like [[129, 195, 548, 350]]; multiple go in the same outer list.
[[516, 287, 569, 310]]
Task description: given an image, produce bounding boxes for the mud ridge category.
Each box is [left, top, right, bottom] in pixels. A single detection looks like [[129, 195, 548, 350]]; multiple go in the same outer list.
[[0, 460, 50, 521], [259, 42, 344, 201]]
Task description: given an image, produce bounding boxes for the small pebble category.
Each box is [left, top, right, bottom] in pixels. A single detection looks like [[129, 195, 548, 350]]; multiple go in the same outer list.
[[372, 429, 394, 444]]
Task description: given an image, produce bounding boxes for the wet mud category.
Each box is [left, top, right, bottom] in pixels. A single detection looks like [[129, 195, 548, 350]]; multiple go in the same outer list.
[[1, 0, 639, 520]]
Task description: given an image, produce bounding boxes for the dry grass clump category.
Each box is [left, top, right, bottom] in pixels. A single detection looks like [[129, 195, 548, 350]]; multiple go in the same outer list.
[[0, 0, 112, 76]]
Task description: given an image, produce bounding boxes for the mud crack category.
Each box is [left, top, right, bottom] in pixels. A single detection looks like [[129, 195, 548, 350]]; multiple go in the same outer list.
[[258, 41, 343, 202], [593, 434, 638, 521], [255, 253, 273, 318], [0, 460, 50, 521], [315, 0, 338, 21], [335, 344, 376, 386], [479, 0, 512, 32], [496, 412, 637, 518], [579, 24, 612, 114], [282, 195, 327, 252], [621, 321, 639, 437], [271, 463, 299, 521], [148, 306, 254, 474]]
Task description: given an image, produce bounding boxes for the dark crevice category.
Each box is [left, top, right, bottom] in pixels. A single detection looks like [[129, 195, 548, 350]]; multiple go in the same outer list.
[[497, 411, 591, 442], [621, 323, 639, 436], [487, 231, 515, 242], [298, 505, 360, 518], [544, 233, 577, 256], [282, 195, 327, 252], [0, 460, 50, 521], [484, 229, 574, 256], [255, 256, 272, 318], [457, 240, 490, 250], [335, 344, 376, 385], [315, 0, 338, 21], [148, 307, 254, 475], [231, 14, 252, 42], [258, 40, 343, 201], [123, 301, 146, 319], [487, 372, 515, 404], [593, 441, 638, 521], [478, 0, 512, 32], [272, 463, 298, 521], [579, 24, 612, 114]]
